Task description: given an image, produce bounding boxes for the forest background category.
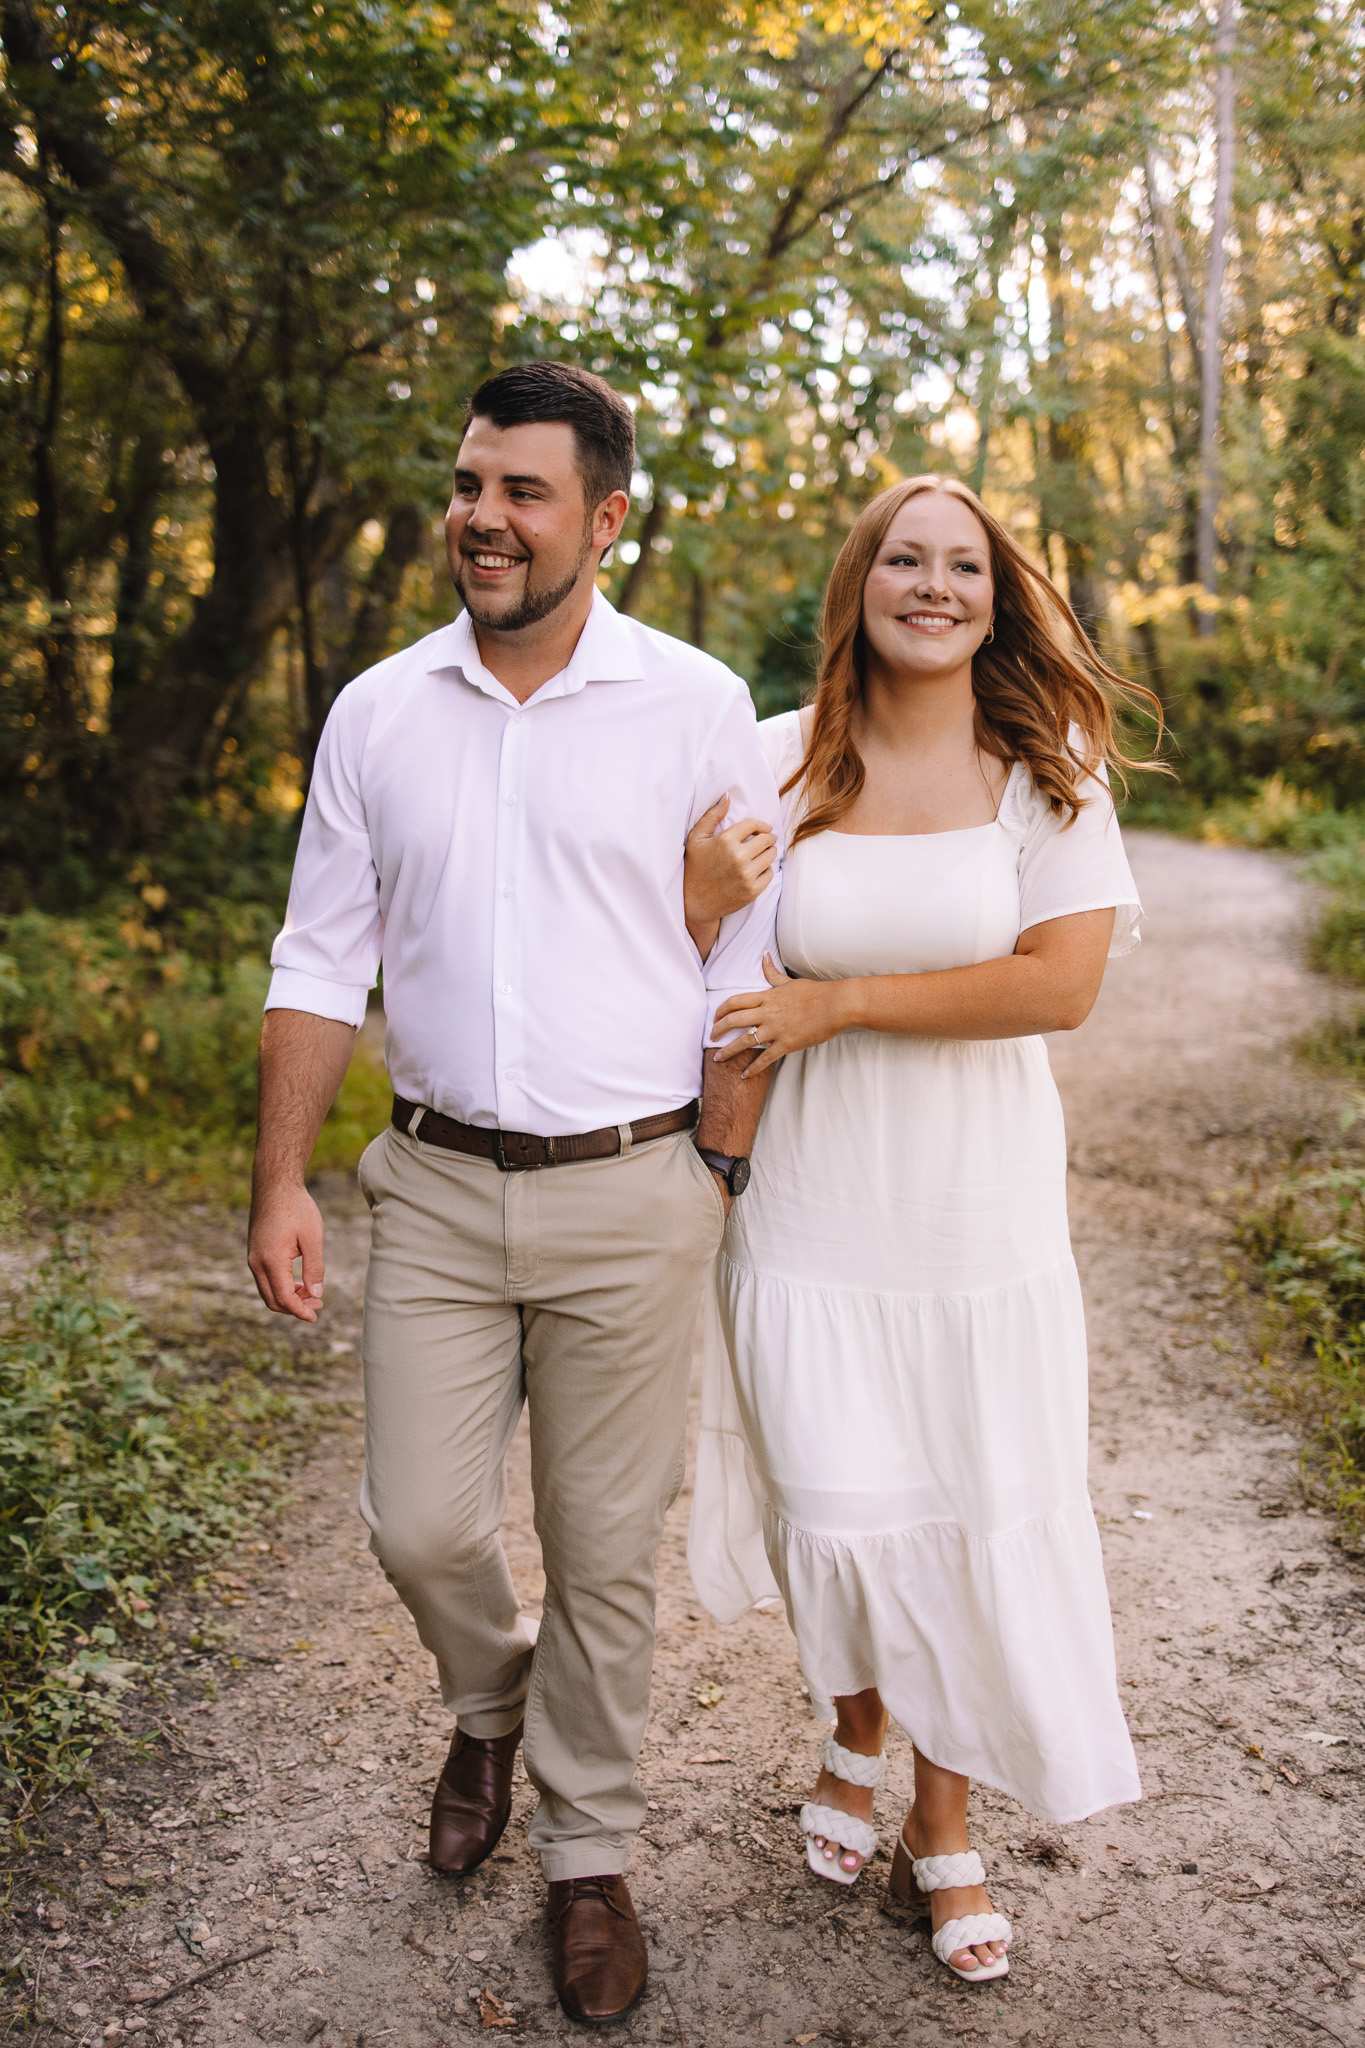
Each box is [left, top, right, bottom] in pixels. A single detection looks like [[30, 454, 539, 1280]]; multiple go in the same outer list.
[[5, 0, 1365, 1813]]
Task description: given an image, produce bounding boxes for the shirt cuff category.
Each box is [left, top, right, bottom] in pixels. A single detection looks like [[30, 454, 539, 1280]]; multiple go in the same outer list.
[[703, 985, 756, 1047], [264, 967, 369, 1029]]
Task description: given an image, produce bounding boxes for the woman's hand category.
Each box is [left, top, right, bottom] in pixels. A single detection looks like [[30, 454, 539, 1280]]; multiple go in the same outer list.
[[684, 795, 778, 961], [712, 954, 851, 1076]]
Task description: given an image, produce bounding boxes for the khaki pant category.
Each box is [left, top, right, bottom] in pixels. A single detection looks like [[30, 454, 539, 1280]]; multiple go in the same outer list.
[[356, 1124, 725, 1880]]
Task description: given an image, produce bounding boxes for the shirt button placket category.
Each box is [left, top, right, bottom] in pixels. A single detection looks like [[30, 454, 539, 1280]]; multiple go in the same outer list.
[[492, 712, 525, 1129]]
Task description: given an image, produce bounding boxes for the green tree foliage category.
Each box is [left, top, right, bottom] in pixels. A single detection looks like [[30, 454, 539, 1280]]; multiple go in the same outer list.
[[3, 0, 1365, 899], [0, 0, 553, 884]]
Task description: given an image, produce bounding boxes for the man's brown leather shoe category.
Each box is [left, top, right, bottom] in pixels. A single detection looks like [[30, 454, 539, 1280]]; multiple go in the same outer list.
[[548, 1874, 647, 2026], [428, 1723, 523, 1876]]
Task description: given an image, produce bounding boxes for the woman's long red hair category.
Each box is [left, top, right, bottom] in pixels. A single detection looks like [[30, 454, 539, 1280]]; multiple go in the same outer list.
[[785, 475, 1165, 844]]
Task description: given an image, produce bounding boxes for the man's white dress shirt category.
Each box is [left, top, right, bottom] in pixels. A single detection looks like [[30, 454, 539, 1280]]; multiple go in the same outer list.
[[265, 591, 782, 1137]]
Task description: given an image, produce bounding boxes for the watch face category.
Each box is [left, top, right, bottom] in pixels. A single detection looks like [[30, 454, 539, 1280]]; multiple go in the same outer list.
[[730, 1157, 752, 1196]]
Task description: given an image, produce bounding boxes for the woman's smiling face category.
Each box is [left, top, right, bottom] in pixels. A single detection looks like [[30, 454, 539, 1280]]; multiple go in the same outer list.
[[860, 490, 995, 683]]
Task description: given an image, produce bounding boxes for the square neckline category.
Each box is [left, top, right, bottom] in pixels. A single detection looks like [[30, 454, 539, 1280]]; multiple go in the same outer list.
[[821, 759, 1025, 841]]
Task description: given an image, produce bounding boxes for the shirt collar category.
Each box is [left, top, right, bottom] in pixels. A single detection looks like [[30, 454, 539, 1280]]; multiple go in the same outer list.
[[426, 588, 645, 707]]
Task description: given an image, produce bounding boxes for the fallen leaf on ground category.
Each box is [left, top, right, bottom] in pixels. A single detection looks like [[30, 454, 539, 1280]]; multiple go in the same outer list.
[[1223, 1876, 1280, 1900], [693, 1682, 724, 1709], [477, 1987, 518, 2028]]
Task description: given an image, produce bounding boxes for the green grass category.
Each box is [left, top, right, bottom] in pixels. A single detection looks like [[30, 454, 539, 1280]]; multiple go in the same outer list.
[[0, 900, 391, 1199], [1238, 1163, 1365, 1546], [1186, 776, 1365, 1541], [0, 1152, 330, 1839]]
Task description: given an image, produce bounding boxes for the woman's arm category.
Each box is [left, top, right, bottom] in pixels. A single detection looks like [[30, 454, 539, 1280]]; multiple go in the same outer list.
[[713, 907, 1116, 1076], [684, 795, 778, 961]]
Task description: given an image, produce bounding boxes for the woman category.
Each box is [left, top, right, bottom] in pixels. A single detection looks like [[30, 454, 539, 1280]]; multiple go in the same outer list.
[[683, 475, 1154, 1985]]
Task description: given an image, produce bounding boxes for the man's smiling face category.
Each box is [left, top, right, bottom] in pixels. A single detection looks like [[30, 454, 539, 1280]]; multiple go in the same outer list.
[[445, 417, 600, 635]]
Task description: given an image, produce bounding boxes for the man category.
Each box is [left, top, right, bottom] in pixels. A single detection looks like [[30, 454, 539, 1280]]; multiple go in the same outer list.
[[247, 362, 779, 2026]]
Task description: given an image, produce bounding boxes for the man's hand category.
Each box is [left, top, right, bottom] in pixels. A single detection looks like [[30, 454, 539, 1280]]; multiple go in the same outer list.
[[248, 1180, 328, 1322], [247, 1008, 357, 1320], [697, 1002, 773, 1209]]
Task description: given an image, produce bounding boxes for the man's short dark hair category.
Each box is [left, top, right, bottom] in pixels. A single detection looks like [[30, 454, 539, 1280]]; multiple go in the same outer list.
[[463, 362, 635, 511]]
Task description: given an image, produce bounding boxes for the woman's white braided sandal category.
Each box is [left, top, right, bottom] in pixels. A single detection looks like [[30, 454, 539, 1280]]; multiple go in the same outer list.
[[798, 1737, 885, 1886], [889, 1838, 1011, 1982]]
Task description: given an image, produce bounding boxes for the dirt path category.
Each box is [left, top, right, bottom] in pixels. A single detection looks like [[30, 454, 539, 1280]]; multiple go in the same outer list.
[[18, 832, 1365, 2048]]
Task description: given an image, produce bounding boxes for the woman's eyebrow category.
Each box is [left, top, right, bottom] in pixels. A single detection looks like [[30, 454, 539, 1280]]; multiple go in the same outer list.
[[885, 538, 988, 557]]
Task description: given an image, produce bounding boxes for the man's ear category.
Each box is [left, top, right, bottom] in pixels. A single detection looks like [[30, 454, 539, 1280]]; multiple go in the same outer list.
[[593, 488, 631, 557]]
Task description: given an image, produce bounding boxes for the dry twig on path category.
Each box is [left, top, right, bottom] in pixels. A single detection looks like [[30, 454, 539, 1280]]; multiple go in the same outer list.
[[143, 1940, 274, 2008], [662, 1978, 689, 2046], [1275, 2004, 1358, 2048]]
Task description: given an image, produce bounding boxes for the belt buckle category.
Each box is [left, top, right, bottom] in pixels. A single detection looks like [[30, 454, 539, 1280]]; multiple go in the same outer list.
[[494, 1130, 545, 1172]]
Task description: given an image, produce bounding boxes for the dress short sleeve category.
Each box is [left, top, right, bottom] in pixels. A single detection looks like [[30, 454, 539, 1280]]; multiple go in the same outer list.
[[758, 710, 808, 842], [1004, 749, 1144, 958]]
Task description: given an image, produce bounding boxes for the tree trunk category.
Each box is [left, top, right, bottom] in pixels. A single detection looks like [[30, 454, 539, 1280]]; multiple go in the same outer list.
[[32, 182, 79, 741], [688, 570, 707, 651], [346, 504, 428, 678], [1040, 225, 1102, 645], [1144, 150, 1203, 391], [1140, 161, 1200, 592], [614, 497, 667, 615], [1197, 0, 1237, 639], [108, 430, 166, 710], [105, 424, 360, 836]]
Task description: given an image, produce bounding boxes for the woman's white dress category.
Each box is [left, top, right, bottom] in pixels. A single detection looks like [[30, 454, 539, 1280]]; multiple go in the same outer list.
[[688, 711, 1143, 1824]]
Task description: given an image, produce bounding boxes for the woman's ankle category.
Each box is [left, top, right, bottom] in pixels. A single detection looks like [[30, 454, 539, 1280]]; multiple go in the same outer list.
[[901, 1804, 969, 1859], [831, 1716, 887, 1756], [830, 1690, 887, 1758]]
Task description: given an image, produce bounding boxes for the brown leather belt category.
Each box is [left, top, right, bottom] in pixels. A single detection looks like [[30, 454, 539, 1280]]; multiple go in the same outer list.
[[391, 1095, 699, 1171]]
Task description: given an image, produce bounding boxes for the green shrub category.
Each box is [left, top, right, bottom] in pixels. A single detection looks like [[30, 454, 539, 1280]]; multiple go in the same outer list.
[[0, 905, 266, 1189], [1310, 901, 1365, 984], [1239, 1162, 1365, 1544], [0, 902, 390, 1194], [310, 1036, 393, 1172], [0, 1203, 320, 1827]]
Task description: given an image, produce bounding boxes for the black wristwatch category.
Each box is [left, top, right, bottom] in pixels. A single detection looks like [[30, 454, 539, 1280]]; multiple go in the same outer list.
[[696, 1146, 751, 1197]]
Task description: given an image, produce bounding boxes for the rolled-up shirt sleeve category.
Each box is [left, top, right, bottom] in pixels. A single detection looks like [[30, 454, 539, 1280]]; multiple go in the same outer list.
[[692, 684, 783, 1045], [265, 692, 382, 1027]]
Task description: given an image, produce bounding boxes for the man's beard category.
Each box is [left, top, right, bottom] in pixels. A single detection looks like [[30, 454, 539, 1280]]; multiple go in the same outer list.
[[455, 530, 594, 632]]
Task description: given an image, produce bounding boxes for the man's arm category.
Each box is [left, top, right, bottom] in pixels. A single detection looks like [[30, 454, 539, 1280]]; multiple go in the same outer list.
[[247, 1009, 357, 1322], [696, 1041, 771, 1213]]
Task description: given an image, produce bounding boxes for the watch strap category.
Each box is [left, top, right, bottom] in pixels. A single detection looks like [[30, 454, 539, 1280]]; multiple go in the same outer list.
[[696, 1146, 750, 1195]]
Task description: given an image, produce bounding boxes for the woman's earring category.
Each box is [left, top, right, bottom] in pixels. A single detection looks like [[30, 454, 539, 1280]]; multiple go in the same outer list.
[[984, 621, 995, 643]]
